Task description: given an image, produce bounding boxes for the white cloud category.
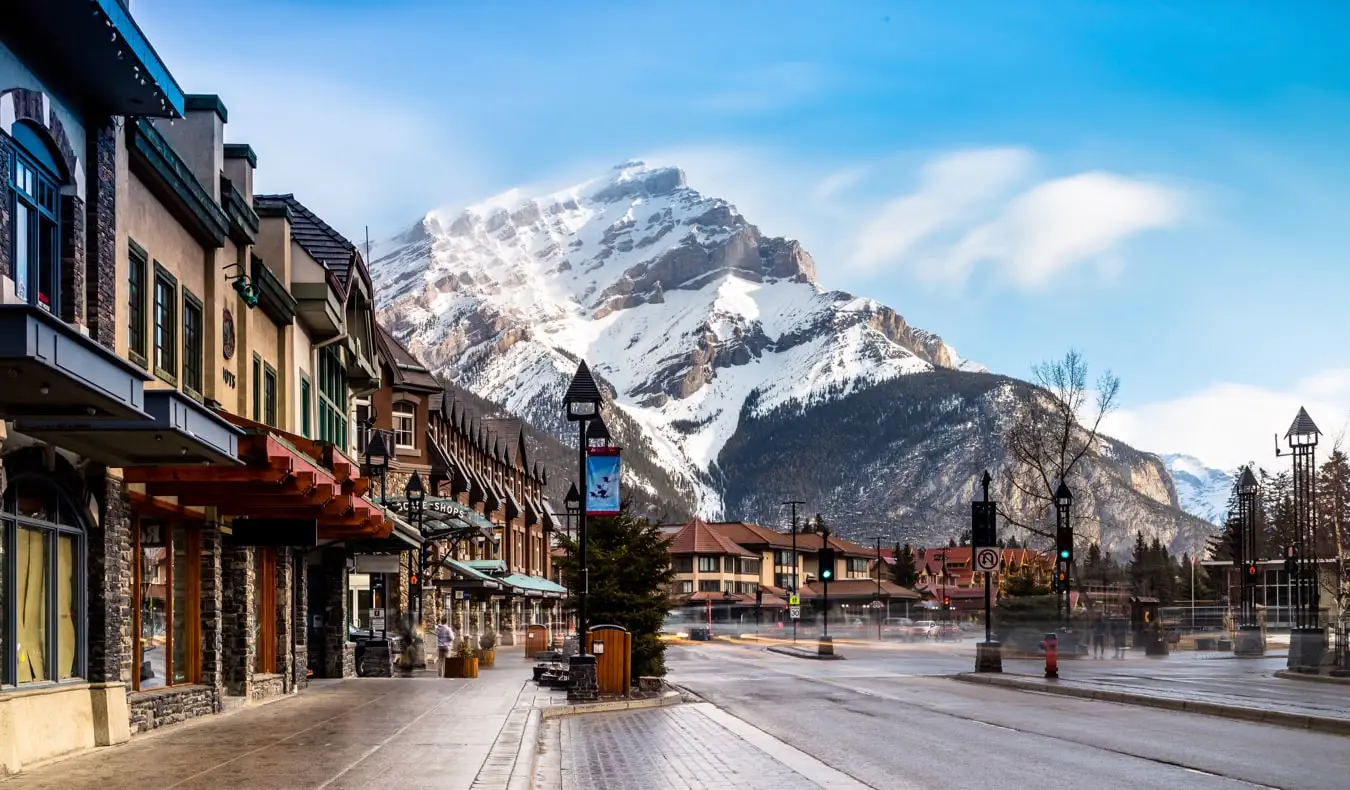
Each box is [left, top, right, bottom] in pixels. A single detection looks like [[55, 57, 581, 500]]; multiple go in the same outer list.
[[1102, 369, 1350, 471], [696, 62, 829, 113], [940, 172, 1186, 288], [853, 148, 1034, 272]]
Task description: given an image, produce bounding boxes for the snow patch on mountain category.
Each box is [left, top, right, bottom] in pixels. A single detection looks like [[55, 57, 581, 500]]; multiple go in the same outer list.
[[1162, 453, 1233, 525], [371, 161, 979, 517]]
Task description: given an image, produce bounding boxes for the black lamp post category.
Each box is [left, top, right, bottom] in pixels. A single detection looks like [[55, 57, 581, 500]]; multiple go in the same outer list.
[[1234, 466, 1266, 656], [1277, 407, 1323, 668], [364, 429, 390, 505], [782, 500, 805, 643], [1055, 481, 1073, 627], [564, 483, 581, 543], [562, 360, 602, 702]]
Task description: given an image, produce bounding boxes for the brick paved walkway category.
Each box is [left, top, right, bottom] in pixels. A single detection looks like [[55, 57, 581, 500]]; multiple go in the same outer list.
[[560, 703, 866, 789]]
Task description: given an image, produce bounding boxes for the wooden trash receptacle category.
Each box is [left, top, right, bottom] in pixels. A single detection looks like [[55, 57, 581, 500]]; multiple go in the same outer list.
[[585, 625, 632, 696], [525, 624, 549, 656]]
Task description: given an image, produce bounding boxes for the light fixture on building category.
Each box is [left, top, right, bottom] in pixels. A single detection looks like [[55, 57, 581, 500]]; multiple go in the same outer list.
[[364, 429, 390, 504], [223, 263, 259, 309]]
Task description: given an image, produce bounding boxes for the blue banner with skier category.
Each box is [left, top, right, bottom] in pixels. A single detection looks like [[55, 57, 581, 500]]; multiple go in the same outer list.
[[585, 446, 621, 515]]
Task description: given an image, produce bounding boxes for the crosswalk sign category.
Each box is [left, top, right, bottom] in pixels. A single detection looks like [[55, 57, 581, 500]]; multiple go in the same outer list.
[[789, 593, 800, 606]]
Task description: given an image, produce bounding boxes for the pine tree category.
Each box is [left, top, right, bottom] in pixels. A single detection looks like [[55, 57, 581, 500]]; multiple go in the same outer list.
[[1128, 532, 1149, 595], [891, 543, 918, 588], [1317, 448, 1350, 615], [1085, 542, 1103, 573], [553, 501, 675, 680]]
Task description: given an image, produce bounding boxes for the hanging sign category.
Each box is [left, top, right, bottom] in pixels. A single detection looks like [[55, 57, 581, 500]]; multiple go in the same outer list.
[[585, 446, 621, 516]]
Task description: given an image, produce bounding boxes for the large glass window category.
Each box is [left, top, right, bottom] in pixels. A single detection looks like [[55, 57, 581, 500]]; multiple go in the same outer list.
[[252, 355, 262, 422], [134, 521, 199, 690], [318, 346, 348, 448], [153, 265, 177, 382], [355, 404, 369, 454], [697, 556, 719, 573], [300, 376, 312, 438], [11, 142, 61, 312], [393, 402, 416, 449], [698, 580, 720, 592], [128, 241, 148, 364], [182, 291, 203, 398], [263, 363, 277, 427], [3, 475, 84, 686]]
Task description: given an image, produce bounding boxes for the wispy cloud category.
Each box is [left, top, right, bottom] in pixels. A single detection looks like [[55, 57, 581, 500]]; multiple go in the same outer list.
[[1103, 369, 1350, 470], [695, 62, 830, 114]]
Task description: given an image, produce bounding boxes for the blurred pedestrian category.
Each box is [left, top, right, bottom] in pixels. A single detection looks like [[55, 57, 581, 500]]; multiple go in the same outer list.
[[1092, 616, 1107, 659], [435, 616, 454, 673]]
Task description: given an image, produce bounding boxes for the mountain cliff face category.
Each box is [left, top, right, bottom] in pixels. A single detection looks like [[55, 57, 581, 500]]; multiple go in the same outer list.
[[370, 161, 1216, 555], [1162, 454, 1234, 526]]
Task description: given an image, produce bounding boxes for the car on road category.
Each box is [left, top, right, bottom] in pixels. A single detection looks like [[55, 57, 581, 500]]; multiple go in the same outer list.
[[881, 617, 918, 640], [912, 620, 940, 639], [933, 622, 962, 641]]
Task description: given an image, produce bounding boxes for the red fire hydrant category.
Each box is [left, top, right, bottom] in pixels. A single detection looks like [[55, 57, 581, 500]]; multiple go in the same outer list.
[[1044, 632, 1059, 678]]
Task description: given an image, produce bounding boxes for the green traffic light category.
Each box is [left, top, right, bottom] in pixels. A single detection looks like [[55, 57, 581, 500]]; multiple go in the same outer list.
[[1059, 549, 1070, 559]]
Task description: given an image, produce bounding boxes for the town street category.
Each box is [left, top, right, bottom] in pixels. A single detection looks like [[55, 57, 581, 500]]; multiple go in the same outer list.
[[663, 638, 1350, 789]]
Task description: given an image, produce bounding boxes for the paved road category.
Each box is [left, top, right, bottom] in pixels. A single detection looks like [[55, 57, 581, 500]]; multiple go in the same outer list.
[[667, 640, 1350, 789]]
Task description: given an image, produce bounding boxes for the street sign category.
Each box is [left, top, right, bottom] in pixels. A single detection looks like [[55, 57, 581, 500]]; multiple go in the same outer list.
[[789, 594, 800, 607], [974, 547, 1000, 573], [971, 501, 997, 548], [789, 606, 801, 620]]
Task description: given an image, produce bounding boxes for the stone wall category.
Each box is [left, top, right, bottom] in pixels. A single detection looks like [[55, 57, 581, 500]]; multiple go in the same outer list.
[[128, 686, 218, 734], [89, 473, 133, 686], [221, 544, 254, 696], [292, 557, 308, 690], [86, 117, 117, 349], [199, 525, 224, 695], [250, 674, 285, 702], [319, 547, 354, 678], [275, 548, 294, 693]]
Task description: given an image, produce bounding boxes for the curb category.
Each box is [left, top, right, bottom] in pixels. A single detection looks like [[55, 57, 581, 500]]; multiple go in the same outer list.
[[506, 707, 540, 790], [1275, 669, 1350, 685], [766, 645, 845, 661], [539, 690, 684, 720], [954, 673, 1350, 736]]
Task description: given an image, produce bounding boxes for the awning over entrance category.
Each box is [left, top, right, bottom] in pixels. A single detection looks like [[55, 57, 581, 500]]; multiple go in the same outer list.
[[0, 305, 151, 421], [501, 573, 567, 599], [124, 417, 394, 541], [434, 557, 503, 592], [17, 389, 241, 466]]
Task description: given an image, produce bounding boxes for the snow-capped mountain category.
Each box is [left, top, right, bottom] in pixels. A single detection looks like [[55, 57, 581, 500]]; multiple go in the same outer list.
[[1162, 454, 1234, 525], [372, 161, 981, 515], [370, 161, 1215, 555]]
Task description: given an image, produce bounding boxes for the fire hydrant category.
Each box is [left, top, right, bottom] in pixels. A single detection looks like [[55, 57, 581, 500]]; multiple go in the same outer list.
[[1044, 632, 1059, 678]]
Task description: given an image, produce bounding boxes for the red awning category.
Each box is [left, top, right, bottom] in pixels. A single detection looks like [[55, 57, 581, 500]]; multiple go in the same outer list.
[[125, 414, 392, 540]]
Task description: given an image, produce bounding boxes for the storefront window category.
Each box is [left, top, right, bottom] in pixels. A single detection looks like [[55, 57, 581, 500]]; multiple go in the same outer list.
[[57, 534, 77, 679], [17, 527, 48, 683], [252, 547, 277, 674], [134, 521, 199, 690]]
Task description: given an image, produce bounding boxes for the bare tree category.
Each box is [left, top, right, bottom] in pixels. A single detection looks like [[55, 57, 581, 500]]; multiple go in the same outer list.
[[1001, 349, 1121, 539], [1317, 428, 1349, 627]]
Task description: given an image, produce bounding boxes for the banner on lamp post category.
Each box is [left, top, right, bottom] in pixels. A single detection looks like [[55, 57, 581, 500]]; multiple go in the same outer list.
[[585, 446, 621, 516]]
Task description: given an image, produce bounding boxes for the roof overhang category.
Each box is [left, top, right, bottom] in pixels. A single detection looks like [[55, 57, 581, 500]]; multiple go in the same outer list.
[[0, 0, 186, 117], [291, 281, 344, 341], [0, 305, 151, 420], [127, 119, 228, 248], [16, 389, 241, 466]]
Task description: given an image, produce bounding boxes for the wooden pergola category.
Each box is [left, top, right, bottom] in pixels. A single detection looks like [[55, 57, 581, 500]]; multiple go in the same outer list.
[[124, 414, 394, 540]]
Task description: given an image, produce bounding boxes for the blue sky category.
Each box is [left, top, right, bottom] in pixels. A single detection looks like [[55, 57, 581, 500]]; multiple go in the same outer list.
[[136, 0, 1350, 468]]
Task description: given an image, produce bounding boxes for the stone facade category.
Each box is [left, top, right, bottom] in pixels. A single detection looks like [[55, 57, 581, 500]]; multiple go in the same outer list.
[[129, 685, 217, 733], [291, 557, 309, 691], [199, 525, 225, 694], [89, 473, 133, 685], [250, 674, 285, 702], [221, 543, 255, 696], [0, 131, 11, 280], [85, 118, 117, 349], [317, 548, 355, 678], [59, 193, 85, 326]]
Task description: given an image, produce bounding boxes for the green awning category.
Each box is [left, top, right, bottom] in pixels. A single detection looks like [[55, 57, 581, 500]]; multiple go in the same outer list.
[[439, 557, 502, 589], [467, 559, 507, 574], [501, 573, 568, 598]]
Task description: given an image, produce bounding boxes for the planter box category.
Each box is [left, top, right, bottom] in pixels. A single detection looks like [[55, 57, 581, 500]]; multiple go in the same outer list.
[[477, 648, 496, 668], [443, 657, 479, 678]]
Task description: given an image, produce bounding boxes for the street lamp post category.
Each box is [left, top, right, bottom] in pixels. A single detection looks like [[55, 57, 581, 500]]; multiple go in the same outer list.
[[1276, 407, 1323, 669], [364, 429, 390, 505], [563, 484, 580, 637], [563, 361, 602, 702], [874, 536, 883, 641]]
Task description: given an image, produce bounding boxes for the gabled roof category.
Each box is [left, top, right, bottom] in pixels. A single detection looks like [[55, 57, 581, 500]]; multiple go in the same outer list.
[[667, 519, 756, 557], [705, 521, 795, 550], [253, 193, 371, 296], [374, 323, 439, 392]]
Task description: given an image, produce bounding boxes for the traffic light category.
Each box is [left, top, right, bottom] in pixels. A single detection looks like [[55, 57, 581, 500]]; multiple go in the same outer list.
[[817, 548, 835, 582], [943, 596, 950, 607], [1056, 525, 1073, 563], [420, 542, 437, 576]]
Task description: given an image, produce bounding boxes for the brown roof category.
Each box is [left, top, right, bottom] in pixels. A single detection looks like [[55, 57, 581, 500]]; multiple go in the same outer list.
[[254, 193, 370, 295], [705, 521, 795, 549], [801, 579, 921, 600], [375, 324, 440, 392], [667, 519, 756, 557]]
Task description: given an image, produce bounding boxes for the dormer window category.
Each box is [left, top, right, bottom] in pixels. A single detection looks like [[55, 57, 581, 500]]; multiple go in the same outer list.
[[393, 402, 416, 449]]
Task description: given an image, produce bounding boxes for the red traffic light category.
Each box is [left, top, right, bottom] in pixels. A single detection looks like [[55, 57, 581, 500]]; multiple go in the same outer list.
[[1247, 565, 1257, 576], [409, 574, 419, 585]]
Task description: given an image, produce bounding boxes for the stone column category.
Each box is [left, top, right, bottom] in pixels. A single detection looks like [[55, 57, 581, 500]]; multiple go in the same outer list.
[[221, 544, 254, 697], [199, 524, 224, 706], [292, 556, 308, 690], [275, 548, 294, 693], [85, 118, 117, 349], [319, 548, 353, 678], [86, 471, 133, 747]]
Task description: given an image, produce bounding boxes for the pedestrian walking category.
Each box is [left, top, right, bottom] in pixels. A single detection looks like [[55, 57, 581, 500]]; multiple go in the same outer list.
[[435, 617, 454, 674], [1092, 616, 1107, 659]]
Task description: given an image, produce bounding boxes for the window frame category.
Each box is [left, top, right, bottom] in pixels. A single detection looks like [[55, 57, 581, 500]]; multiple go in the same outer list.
[[10, 143, 62, 313], [152, 263, 178, 385], [317, 346, 348, 448], [127, 239, 148, 367], [252, 547, 277, 674], [263, 362, 278, 427], [2, 474, 87, 688], [697, 556, 719, 573], [181, 288, 204, 400], [697, 579, 720, 593], [252, 354, 262, 423], [131, 519, 201, 692], [300, 375, 312, 438], [392, 401, 416, 450]]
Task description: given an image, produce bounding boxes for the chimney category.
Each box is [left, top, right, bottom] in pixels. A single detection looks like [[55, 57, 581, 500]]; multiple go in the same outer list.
[[223, 143, 256, 202], [155, 93, 227, 203]]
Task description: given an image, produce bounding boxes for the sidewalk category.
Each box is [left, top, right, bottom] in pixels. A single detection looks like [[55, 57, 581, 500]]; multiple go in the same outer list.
[[536, 701, 873, 790], [0, 666, 542, 789]]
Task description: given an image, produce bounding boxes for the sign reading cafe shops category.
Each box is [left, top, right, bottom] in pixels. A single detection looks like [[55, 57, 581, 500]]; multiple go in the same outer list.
[[585, 446, 621, 516]]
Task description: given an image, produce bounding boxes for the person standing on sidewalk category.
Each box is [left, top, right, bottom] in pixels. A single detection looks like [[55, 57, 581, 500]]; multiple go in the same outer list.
[[435, 617, 455, 673], [1092, 616, 1107, 659]]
